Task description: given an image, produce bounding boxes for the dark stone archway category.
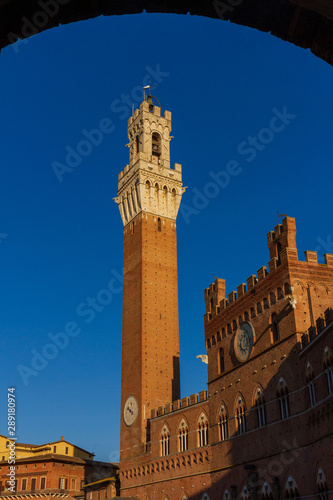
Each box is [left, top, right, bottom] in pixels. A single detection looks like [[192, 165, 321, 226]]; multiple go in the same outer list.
[[0, 0, 333, 64]]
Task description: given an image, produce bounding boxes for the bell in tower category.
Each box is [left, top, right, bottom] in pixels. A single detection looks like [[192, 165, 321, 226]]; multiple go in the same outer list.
[[146, 93, 154, 112], [152, 131, 161, 157]]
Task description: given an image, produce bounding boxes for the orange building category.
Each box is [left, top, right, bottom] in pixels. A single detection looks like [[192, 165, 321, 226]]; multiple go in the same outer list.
[[116, 98, 333, 499], [82, 476, 118, 500], [0, 436, 117, 500]]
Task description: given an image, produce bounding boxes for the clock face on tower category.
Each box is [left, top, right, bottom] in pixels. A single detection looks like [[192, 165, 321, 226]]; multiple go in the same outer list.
[[234, 321, 255, 362], [123, 396, 138, 427]]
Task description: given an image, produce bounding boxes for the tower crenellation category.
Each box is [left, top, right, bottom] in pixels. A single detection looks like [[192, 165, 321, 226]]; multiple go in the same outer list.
[[203, 217, 333, 384], [115, 100, 184, 226], [205, 217, 333, 321], [267, 216, 297, 261]]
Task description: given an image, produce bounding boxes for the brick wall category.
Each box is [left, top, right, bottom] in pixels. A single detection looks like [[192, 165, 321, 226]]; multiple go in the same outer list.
[[120, 212, 180, 460], [0, 457, 85, 500]]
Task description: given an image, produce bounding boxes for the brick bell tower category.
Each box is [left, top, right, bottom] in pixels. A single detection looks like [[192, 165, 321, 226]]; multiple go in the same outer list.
[[114, 96, 184, 461]]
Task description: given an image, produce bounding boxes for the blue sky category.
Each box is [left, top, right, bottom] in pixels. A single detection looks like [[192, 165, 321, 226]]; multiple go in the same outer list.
[[0, 12, 332, 462]]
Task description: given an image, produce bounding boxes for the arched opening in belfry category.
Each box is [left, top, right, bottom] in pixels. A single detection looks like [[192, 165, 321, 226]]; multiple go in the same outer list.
[[152, 132, 161, 157]]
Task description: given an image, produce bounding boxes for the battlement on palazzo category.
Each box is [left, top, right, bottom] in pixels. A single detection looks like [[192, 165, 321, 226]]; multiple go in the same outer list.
[[300, 307, 333, 350], [204, 217, 333, 322], [150, 390, 208, 420]]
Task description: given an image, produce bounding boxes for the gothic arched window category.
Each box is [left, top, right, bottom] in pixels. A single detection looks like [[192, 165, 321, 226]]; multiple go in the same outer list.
[[240, 486, 249, 500], [236, 395, 246, 434], [197, 412, 209, 447], [224, 490, 230, 500], [219, 403, 229, 441], [284, 476, 299, 500], [160, 424, 170, 457], [324, 346, 333, 395], [306, 362, 317, 407], [317, 467, 328, 500], [154, 182, 159, 205], [278, 378, 290, 419], [261, 482, 273, 500], [178, 418, 188, 452], [255, 386, 267, 428]]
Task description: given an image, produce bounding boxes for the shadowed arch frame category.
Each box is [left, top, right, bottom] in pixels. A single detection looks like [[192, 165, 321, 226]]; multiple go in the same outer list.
[[1, 0, 333, 66]]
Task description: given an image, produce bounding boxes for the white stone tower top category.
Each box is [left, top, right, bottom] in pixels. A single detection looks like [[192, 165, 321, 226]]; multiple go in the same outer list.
[[114, 99, 184, 226]]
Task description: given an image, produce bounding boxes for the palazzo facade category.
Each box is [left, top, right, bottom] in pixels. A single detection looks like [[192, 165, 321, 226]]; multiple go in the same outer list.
[[116, 99, 333, 500]]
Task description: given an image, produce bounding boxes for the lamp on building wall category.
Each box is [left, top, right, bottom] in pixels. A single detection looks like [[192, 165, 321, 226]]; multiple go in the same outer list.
[[196, 355, 208, 364], [286, 294, 297, 309]]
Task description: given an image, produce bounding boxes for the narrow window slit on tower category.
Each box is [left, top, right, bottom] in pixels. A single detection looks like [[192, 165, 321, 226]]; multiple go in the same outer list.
[[136, 135, 140, 156], [158, 217, 161, 232]]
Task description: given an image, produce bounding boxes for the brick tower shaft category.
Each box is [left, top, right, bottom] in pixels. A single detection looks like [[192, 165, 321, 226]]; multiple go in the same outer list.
[[115, 98, 184, 461]]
